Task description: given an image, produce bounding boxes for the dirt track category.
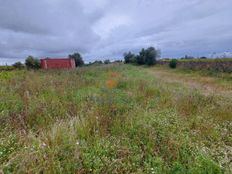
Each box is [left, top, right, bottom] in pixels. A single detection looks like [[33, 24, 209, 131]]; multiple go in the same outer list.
[[149, 68, 232, 97]]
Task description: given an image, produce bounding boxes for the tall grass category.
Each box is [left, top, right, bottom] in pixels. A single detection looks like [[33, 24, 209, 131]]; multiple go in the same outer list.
[[0, 65, 231, 173]]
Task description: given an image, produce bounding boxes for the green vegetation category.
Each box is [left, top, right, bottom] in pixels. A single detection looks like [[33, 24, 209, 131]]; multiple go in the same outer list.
[[0, 64, 231, 173], [69, 52, 84, 67], [175, 67, 232, 81], [169, 59, 178, 69], [12, 62, 24, 70], [179, 58, 232, 62], [124, 47, 160, 66], [158, 58, 232, 73], [25, 56, 41, 69], [124, 51, 136, 64], [104, 59, 111, 64], [0, 66, 14, 71], [161, 58, 232, 62]]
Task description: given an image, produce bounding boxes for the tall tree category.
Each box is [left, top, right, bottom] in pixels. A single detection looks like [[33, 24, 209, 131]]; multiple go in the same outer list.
[[69, 52, 84, 67], [136, 48, 146, 65], [25, 56, 40, 69], [124, 52, 136, 64], [145, 47, 160, 65], [123, 47, 161, 66]]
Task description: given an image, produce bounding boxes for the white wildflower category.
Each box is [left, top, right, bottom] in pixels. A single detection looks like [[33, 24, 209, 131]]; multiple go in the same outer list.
[[41, 142, 47, 148]]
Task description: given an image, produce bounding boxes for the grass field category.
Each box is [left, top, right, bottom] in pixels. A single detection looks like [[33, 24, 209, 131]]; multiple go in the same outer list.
[[0, 64, 232, 173], [0, 66, 14, 71], [160, 58, 232, 62]]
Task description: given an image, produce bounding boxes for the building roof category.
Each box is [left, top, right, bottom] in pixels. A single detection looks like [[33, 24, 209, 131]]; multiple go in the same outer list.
[[40, 58, 73, 61]]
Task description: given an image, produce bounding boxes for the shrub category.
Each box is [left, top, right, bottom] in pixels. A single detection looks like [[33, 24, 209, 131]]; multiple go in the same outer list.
[[169, 59, 178, 69], [124, 52, 136, 64], [69, 52, 84, 67], [13, 62, 24, 69], [0, 66, 14, 71], [104, 59, 110, 64], [25, 56, 40, 69], [90, 60, 103, 66]]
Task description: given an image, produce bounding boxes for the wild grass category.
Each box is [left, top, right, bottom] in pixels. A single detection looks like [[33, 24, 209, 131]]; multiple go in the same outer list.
[[0, 66, 14, 71], [152, 65, 232, 92], [0, 64, 231, 173], [160, 58, 232, 62]]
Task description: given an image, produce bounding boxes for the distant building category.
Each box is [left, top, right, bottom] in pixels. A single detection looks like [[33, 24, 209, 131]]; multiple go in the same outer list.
[[40, 58, 76, 69]]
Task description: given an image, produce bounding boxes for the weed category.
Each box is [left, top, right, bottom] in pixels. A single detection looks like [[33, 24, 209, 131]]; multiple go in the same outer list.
[[0, 64, 231, 173]]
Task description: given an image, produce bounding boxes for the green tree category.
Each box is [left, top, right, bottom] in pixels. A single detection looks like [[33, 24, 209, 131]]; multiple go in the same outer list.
[[124, 52, 136, 64], [68, 52, 84, 67], [25, 56, 40, 69], [144, 47, 160, 66], [123, 47, 161, 66], [136, 47, 160, 66], [136, 48, 146, 65]]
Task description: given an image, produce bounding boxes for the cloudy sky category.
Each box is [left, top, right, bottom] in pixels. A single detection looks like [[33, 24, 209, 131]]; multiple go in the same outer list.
[[0, 0, 232, 64]]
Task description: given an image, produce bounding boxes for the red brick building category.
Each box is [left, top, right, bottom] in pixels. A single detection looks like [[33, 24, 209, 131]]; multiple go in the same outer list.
[[40, 58, 76, 69]]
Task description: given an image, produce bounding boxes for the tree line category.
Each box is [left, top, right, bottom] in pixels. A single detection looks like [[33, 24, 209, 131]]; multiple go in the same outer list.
[[11, 46, 161, 70], [12, 53, 85, 69], [11, 52, 124, 70], [124, 47, 161, 66]]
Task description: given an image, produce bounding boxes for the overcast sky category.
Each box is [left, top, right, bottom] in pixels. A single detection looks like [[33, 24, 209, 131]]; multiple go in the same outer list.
[[0, 0, 232, 64]]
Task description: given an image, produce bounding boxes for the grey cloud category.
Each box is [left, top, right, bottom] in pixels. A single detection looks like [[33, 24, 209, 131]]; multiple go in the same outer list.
[[0, 0, 232, 64]]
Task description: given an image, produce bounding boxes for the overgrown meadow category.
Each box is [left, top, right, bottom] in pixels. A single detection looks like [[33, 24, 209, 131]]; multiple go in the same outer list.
[[0, 64, 231, 173]]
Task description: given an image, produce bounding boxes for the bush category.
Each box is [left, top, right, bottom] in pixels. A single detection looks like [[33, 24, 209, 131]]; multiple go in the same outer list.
[[91, 60, 103, 65], [124, 52, 136, 64], [104, 60, 110, 64], [13, 62, 24, 69], [25, 56, 40, 69], [69, 52, 84, 67], [169, 59, 178, 69], [0, 66, 14, 71]]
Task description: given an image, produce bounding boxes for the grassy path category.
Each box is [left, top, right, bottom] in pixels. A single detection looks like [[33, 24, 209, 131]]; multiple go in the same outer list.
[[149, 66, 232, 97]]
